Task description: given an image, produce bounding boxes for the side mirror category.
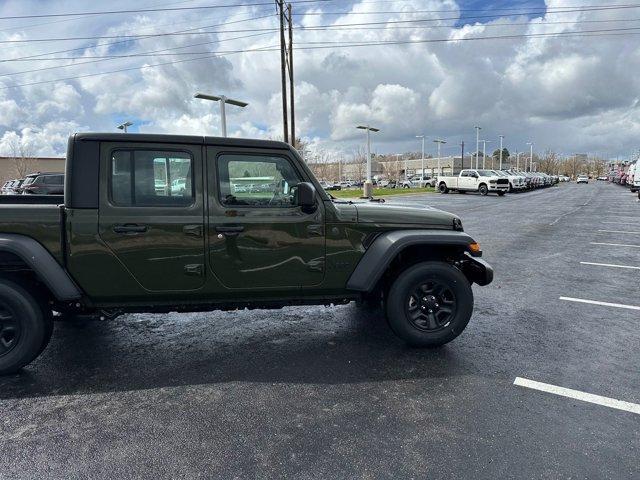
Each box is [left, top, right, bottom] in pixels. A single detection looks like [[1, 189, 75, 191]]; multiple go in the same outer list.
[[296, 182, 316, 211]]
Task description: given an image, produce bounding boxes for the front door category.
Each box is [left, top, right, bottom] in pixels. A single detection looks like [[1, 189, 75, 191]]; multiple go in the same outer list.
[[98, 142, 206, 292], [206, 147, 325, 290]]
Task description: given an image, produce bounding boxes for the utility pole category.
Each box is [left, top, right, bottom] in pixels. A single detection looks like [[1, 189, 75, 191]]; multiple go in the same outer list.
[[515, 150, 520, 170], [460, 141, 465, 170], [434, 139, 446, 178], [499, 135, 504, 170], [527, 142, 534, 172], [286, 3, 295, 145], [474, 126, 481, 169], [277, 0, 289, 144]]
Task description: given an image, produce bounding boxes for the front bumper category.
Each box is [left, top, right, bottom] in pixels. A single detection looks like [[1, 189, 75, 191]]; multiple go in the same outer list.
[[461, 252, 494, 286]]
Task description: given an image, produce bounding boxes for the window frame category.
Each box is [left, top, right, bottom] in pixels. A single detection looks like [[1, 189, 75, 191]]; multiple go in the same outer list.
[[215, 152, 306, 209], [108, 147, 196, 208]]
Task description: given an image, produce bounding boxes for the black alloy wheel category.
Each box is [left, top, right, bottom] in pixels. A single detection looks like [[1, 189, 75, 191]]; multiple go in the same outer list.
[[405, 281, 456, 332], [0, 302, 20, 358]]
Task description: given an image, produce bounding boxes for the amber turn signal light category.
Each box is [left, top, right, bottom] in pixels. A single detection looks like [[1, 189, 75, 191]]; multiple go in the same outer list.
[[468, 242, 481, 254]]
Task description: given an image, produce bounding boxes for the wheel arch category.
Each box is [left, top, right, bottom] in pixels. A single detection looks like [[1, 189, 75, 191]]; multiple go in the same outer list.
[[0, 234, 82, 302], [346, 230, 478, 293]]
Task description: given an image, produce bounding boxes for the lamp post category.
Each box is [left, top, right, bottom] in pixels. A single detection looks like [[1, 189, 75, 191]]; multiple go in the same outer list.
[[117, 121, 133, 133], [357, 125, 380, 197], [416, 135, 425, 181], [474, 125, 481, 169], [498, 135, 504, 170], [433, 139, 446, 179], [481, 140, 491, 169], [527, 142, 534, 172], [194, 93, 248, 137]]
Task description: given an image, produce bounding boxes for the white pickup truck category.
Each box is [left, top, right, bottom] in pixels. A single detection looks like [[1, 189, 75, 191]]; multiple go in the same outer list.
[[437, 169, 509, 196]]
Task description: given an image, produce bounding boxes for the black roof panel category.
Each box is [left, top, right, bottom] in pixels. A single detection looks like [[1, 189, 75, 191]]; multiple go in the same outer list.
[[74, 132, 290, 150]]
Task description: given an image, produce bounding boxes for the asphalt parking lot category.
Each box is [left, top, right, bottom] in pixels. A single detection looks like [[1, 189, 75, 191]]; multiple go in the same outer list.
[[1, 182, 638, 479]]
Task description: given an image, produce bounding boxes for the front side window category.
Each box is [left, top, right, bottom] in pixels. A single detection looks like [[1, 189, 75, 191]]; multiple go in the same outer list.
[[217, 154, 302, 207], [110, 149, 193, 207]]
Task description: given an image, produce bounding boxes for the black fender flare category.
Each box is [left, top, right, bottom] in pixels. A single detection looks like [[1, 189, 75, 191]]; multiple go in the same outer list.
[[0, 234, 82, 301], [346, 230, 481, 292]]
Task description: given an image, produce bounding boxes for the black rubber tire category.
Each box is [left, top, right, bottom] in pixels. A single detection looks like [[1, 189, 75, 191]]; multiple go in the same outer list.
[[508, 183, 513, 193], [479, 184, 488, 196], [438, 183, 448, 194], [0, 280, 52, 375], [497, 191, 505, 196], [385, 262, 474, 347]]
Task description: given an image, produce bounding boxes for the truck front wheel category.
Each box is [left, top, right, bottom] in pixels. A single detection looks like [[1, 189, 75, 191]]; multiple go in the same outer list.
[[438, 183, 449, 194], [386, 262, 473, 347], [0, 279, 53, 375], [479, 184, 488, 196]]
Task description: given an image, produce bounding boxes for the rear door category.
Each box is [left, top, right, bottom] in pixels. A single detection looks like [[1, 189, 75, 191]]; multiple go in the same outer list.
[[98, 142, 206, 292]]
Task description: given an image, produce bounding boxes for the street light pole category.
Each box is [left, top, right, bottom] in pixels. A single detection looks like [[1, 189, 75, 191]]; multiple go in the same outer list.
[[527, 142, 534, 172], [357, 125, 379, 197], [117, 121, 133, 133], [416, 135, 425, 180], [481, 140, 491, 169], [499, 135, 504, 170], [474, 125, 481, 169], [434, 139, 446, 178], [194, 93, 248, 137]]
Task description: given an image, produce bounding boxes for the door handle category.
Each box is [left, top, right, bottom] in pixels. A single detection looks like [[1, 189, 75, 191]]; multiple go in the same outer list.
[[113, 224, 148, 234], [215, 225, 244, 237]]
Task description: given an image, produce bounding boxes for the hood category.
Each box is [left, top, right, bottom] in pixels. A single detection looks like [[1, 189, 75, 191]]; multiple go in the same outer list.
[[349, 201, 459, 229]]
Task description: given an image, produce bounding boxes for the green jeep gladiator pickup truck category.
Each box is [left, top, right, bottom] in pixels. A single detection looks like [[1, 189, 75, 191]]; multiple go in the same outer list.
[[0, 133, 493, 374]]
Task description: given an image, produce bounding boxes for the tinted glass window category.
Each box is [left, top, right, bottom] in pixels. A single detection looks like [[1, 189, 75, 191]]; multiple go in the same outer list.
[[110, 150, 194, 207], [217, 154, 302, 207], [43, 175, 64, 185]]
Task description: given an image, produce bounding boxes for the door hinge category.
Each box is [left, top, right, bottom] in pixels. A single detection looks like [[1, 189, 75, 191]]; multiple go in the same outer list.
[[184, 264, 204, 276], [183, 225, 203, 237]]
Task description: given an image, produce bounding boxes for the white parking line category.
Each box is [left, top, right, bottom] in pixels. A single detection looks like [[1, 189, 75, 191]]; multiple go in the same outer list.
[[559, 296, 640, 311], [597, 229, 640, 235], [580, 261, 640, 270], [514, 377, 640, 415], [590, 242, 640, 248]]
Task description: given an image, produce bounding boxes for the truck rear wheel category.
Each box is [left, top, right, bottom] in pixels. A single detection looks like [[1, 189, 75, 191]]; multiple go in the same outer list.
[[385, 262, 473, 347], [0, 279, 53, 375]]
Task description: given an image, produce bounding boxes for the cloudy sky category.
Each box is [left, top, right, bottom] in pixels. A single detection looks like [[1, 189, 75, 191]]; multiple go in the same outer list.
[[0, 0, 638, 160]]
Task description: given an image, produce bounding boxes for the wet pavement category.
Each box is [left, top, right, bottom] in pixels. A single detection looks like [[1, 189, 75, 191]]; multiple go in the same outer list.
[[1, 182, 638, 479]]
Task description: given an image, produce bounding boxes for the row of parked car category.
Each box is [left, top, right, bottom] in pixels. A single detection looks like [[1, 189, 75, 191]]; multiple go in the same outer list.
[[1, 172, 65, 195], [603, 161, 639, 198], [320, 170, 560, 194]]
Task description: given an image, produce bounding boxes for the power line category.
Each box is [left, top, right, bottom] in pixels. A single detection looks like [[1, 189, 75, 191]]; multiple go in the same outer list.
[[0, 0, 331, 20], [0, 32, 274, 78], [1, 27, 637, 90], [0, 13, 276, 63], [3, 4, 640, 44]]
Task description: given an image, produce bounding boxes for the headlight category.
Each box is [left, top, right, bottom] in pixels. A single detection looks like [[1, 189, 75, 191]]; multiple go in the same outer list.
[[489, 180, 497, 184]]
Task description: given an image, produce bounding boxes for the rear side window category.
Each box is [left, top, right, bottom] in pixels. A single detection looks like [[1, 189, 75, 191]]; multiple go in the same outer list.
[[110, 150, 194, 207], [43, 175, 64, 185]]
